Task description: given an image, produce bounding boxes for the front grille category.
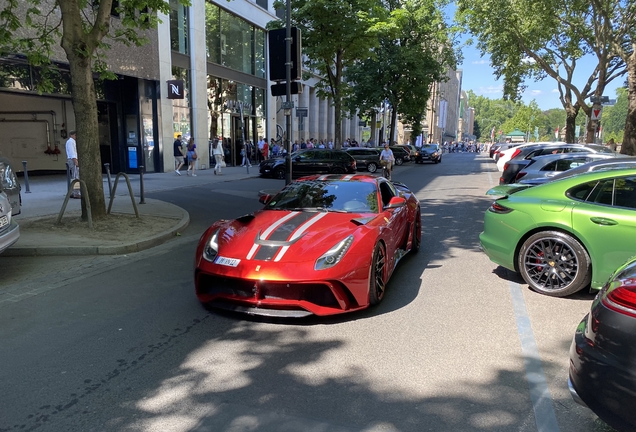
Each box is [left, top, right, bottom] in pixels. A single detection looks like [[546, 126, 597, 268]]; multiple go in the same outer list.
[[197, 274, 339, 308]]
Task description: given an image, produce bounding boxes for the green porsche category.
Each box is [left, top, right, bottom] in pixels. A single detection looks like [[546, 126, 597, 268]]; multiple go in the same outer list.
[[479, 168, 636, 297]]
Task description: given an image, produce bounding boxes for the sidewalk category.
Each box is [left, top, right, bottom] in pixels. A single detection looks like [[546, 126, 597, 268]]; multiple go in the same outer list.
[[5, 164, 261, 256]]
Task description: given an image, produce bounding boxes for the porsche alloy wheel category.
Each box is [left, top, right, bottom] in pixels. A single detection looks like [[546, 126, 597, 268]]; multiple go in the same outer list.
[[518, 231, 591, 297], [369, 242, 387, 305], [367, 162, 378, 173]]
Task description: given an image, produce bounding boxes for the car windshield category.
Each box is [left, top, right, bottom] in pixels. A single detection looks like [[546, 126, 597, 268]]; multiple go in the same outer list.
[[266, 180, 379, 213], [421, 145, 438, 151]]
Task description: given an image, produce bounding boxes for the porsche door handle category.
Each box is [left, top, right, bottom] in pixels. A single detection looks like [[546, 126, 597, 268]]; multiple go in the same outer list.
[[590, 217, 618, 226]]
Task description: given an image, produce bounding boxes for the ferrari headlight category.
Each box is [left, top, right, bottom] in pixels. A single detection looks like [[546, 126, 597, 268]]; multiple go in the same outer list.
[[203, 229, 220, 262], [315, 235, 354, 270]]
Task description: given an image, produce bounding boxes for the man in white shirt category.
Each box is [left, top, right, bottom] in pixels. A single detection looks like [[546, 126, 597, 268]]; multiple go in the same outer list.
[[379, 143, 395, 180], [65, 130, 80, 198], [257, 136, 265, 162]]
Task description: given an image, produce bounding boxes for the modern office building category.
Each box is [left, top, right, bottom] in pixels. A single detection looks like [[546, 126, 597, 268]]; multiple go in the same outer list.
[[0, 0, 364, 175]]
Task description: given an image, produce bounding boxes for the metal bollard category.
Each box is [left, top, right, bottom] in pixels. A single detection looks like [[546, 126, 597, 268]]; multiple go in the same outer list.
[[21, 161, 31, 193], [139, 165, 146, 204], [66, 161, 72, 192], [104, 163, 113, 197]]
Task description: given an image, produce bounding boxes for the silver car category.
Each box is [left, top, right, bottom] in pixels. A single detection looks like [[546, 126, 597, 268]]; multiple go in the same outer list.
[[515, 153, 622, 183], [0, 157, 21, 253], [521, 156, 636, 185]]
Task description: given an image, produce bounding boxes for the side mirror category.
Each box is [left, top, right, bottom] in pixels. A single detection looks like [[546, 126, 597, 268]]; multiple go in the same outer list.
[[259, 194, 272, 205], [385, 196, 406, 209]]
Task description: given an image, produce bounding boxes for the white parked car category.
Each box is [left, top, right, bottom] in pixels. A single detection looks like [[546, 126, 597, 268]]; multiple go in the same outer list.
[[496, 142, 565, 171]]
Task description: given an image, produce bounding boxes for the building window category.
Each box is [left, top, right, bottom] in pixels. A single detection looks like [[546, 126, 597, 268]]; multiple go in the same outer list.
[[255, 29, 265, 78], [205, 3, 221, 63], [220, 9, 254, 75], [172, 67, 191, 139], [170, 0, 188, 55], [255, 0, 268, 10]]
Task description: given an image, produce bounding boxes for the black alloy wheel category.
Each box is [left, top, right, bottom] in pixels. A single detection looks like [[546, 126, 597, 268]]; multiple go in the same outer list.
[[395, 157, 404, 166], [369, 242, 387, 305], [274, 167, 285, 180], [518, 231, 591, 297], [367, 162, 378, 173]]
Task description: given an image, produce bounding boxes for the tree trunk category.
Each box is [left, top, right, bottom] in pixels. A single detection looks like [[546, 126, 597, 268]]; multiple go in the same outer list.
[[67, 55, 107, 219], [564, 104, 579, 144], [389, 107, 397, 145], [370, 112, 377, 146], [621, 60, 636, 155]]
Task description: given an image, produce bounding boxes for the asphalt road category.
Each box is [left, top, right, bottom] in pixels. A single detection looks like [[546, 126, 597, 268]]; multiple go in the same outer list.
[[0, 153, 615, 432]]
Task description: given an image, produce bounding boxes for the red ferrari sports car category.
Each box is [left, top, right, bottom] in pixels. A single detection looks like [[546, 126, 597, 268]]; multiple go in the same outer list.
[[195, 174, 421, 317]]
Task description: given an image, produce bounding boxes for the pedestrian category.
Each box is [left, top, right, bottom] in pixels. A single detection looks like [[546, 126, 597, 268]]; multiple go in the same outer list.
[[262, 140, 268, 161], [173, 134, 184, 175], [185, 137, 198, 176], [379, 143, 395, 180], [241, 141, 253, 167], [65, 130, 80, 198], [212, 138, 224, 175], [257, 136, 265, 162]]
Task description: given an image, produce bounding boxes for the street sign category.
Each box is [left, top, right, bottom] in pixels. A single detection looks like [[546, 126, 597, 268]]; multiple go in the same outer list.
[[590, 96, 610, 104], [575, 125, 581, 137], [591, 108, 602, 120], [603, 99, 616, 106], [534, 126, 539, 139], [296, 107, 308, 118], [358, 121, 367, 127]]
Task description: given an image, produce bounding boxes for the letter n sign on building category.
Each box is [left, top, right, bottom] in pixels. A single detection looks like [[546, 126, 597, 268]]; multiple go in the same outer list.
[[167, 80, 184, 99]]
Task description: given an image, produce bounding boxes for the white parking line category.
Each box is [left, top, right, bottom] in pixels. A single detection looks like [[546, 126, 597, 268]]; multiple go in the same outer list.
[[509, 281, 561, 432]]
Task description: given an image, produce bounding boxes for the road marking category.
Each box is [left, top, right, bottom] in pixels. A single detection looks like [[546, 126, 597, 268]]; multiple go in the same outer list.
[[509, 281, 561, 432]]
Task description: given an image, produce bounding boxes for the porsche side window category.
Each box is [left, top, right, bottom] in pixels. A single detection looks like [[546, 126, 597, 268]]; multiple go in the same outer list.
[[567, 181, 599, 202], [614, 177, 636, 209], [587, 180, 614, 205]]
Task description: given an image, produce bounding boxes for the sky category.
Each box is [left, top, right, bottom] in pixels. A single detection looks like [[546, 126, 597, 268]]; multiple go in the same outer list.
[[458, 48, 625, 112], [446, 6, 625, 112]]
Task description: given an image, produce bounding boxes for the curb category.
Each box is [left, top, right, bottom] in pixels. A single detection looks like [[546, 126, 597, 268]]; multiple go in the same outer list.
[[3, 207, 190, 257]]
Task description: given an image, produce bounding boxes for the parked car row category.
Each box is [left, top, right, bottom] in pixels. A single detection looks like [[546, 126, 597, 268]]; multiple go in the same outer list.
[[258, 144, 444, 179], [484, 142, 636, 429]]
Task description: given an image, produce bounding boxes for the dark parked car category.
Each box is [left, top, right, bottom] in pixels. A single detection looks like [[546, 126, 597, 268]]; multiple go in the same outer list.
[[414, 144, 442, 164], [569, 256, 636, 431], [346, 148, 381, 173], [377, 146, 409, 165], [259, 149, 357, 179]]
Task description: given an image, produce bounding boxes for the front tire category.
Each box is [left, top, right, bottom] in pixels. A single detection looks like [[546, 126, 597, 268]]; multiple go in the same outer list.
[[518, 231, 591, 297], [369, 242, 387, 305], [411, 210, 421, 254], [274, 168, 285, 180], [395, 157, 404, 166], [367, 162, 378, 173]]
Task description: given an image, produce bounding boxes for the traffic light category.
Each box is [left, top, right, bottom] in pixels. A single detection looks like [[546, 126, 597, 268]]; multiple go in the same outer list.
[[268, 28, 302, 82]]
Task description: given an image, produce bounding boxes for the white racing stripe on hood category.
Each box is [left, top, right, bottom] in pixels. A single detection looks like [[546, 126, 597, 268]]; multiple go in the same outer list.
[[342, 174, 355, 180], [246, 211, 300, 259], [318, 175, 330, 180], [273, 211, 328, 262]]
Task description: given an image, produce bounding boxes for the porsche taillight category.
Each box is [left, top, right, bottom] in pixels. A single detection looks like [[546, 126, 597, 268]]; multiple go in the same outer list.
[[488, 201, 513, 214], [602, 278, 636, 318]]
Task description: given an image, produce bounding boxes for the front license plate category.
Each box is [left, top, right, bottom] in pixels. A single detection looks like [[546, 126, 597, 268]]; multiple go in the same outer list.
[[0, 215, 8, 228], [215, 256, 241, 267]]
